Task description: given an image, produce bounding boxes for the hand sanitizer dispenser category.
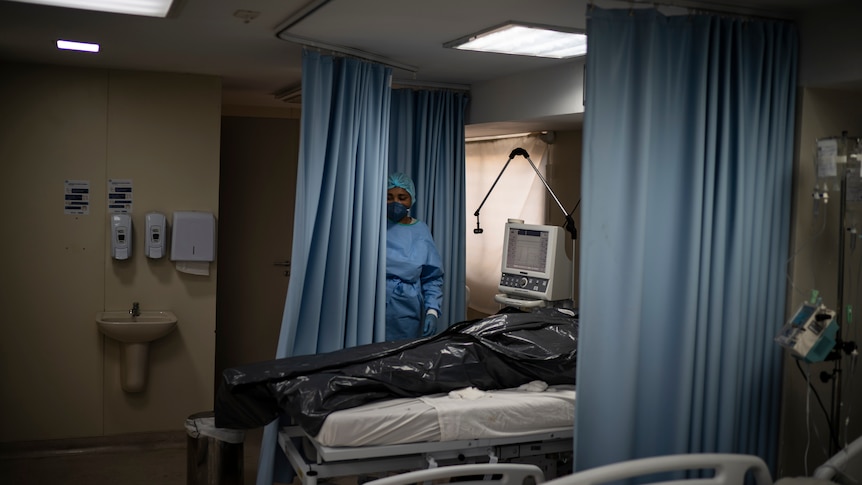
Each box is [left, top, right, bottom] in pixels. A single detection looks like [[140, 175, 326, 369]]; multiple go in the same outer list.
[[111, 213, 132, 260], [145, 212, 167, 259]]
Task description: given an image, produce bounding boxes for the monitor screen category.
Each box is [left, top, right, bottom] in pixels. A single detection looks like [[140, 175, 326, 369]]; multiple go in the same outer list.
[[505, 227, 549, 273], [499, 221, 572, 302]]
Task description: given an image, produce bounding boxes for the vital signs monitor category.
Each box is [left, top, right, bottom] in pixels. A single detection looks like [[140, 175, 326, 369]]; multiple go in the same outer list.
[[497, 220, 573, 304]]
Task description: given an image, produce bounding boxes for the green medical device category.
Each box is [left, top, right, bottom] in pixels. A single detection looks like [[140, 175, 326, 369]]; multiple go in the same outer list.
[[775, 302, 838, 363]]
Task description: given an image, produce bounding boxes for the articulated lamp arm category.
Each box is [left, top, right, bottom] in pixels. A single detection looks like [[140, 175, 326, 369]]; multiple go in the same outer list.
[[472, 147, 578, 240]]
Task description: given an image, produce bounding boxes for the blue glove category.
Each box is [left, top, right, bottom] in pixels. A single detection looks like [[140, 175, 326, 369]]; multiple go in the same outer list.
[[422, 313, 438, 337]]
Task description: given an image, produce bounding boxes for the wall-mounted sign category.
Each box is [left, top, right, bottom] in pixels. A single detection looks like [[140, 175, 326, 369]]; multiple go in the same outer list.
[[64, 179, 90, 215], [108, 179, 133, 214]]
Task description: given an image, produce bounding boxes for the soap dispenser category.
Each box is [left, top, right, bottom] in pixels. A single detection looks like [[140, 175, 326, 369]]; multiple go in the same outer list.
[[111, 213, 132, 260], [145, 212, 167, 259]]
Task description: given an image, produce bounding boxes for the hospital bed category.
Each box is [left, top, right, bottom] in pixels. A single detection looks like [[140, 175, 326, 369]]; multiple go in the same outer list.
[[363, 453, 771, 485], [361, 463, 547, 485], [810, 433, 862, 484], [357, 434, 862, 485], [532, 440, 862, 485], [214, 308, 579, 485], [279, 384, 575, 485]]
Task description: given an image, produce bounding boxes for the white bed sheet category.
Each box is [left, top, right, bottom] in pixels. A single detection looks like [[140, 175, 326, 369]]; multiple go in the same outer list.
[[314, 383, 575, 447]]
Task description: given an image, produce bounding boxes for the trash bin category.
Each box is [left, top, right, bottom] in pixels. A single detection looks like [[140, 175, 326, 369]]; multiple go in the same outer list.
[[185, 411, 246, 485]]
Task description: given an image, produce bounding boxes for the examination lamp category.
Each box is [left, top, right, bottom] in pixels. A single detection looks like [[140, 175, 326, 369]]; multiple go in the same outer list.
[[473, 147, 578, 240]]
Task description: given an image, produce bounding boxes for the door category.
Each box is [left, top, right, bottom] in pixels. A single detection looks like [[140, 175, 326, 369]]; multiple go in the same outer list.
[[216, 115, 300, 392]]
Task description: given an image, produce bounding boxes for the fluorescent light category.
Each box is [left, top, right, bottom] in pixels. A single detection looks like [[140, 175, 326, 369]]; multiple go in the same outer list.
[[57, 40, 100, 52], [445, 22, 587, 59], [9, 0, 176, 17]]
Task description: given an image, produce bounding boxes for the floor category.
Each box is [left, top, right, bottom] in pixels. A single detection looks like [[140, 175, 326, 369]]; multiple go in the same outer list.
[[0, 427, 297, 485]]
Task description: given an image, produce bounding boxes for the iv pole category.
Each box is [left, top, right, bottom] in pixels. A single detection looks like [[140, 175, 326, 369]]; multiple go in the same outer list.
[[831, 155, 846, 456], [820, 132, 860, 455], [827, 132, 861, 454]]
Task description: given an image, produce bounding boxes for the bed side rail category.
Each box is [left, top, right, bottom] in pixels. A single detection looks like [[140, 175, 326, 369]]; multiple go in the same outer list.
[[812, 434, 862, 484], [543, 454, 773, 485], [362, 463, 546, 485]]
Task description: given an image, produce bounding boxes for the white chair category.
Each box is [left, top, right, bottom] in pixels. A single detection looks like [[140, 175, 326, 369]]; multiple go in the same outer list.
[[362, 463, 546, 485], [542, 454, 773, 485]]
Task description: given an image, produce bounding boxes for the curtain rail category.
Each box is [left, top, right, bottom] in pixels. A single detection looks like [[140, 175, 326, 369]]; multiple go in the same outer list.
[[590, 0, 797, 21], [274, 0, 418, 74], [466, 132, 542, 143], [392, 79, 470, 92]]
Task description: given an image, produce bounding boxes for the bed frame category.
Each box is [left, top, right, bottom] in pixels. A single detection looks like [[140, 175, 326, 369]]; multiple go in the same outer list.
[[812, 434, 862, 483], [361, 462, 547, 485], [541, 454, 773, 485], [278, 425, 573, 485], [353, 434, 862, 485], [362, 453, 772, 485]]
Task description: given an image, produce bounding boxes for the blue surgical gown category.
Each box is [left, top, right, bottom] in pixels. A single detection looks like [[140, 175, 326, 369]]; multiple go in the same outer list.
[[386, 219, 444, 341]]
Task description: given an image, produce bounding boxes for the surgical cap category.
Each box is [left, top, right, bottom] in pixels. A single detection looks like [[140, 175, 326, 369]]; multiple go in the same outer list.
[[388, 172, 416, 203]]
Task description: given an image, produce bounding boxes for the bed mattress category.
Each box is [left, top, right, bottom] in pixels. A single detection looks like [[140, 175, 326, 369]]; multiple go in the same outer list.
[[216, 308, 579, 437], [314, 382, 576, 447]]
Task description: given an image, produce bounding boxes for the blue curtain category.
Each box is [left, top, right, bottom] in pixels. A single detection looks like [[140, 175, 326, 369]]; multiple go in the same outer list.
[[575, 7, 797, 472], [256, 50, 392, 485], [389, 88, 470, 328]]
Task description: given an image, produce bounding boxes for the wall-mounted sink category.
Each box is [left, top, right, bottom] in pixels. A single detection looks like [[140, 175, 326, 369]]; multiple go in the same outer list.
[[96, 310, 177, 343], [96, 310, 178, 393]]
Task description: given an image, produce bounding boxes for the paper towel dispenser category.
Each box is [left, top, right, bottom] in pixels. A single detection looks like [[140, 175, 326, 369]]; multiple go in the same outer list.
[[170, 211, 215, 262]]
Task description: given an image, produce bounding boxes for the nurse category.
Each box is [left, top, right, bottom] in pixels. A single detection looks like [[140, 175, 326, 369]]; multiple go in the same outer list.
[[385, 172, 444, 340]]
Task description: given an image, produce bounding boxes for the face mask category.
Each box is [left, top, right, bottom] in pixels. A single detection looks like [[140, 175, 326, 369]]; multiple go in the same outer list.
[[387, 201, 409, 222]]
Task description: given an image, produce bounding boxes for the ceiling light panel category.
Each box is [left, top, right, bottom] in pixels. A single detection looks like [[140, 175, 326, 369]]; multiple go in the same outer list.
[[57, 40, 100, 52], [446, 22, 587, 59], [9, 0, 176, 17]]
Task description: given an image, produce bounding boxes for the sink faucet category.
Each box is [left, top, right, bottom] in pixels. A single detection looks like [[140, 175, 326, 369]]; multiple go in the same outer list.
[[130, 302, 140, 318]]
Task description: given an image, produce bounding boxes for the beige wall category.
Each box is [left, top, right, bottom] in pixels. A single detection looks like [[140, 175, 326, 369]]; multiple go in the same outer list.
[[470, 59, 585, 126], [0, 63, 221, 442], [777, 86, 862, 477]]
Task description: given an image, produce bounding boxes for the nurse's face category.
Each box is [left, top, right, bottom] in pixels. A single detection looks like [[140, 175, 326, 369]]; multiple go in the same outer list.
[[387, 187, 412, 208]]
